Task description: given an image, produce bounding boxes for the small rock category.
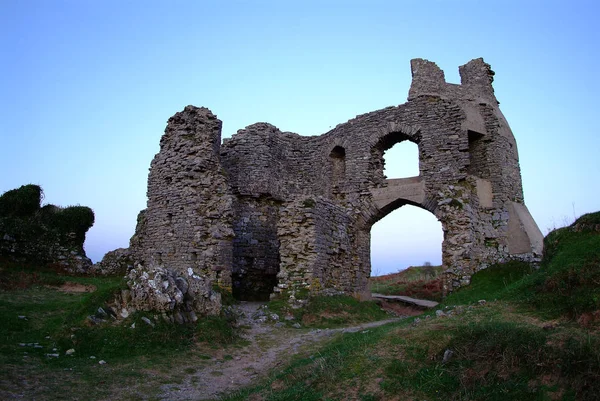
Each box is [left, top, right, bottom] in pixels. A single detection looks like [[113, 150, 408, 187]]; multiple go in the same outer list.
[[90, 356, 96, 359], [435, 310, 446, 318], [141, 317, 155, 327], [34, 345, 43, 349], [478, 299, 487, 305], [130, 323, 136, 329], [65, 349, 75, 356], [120, 308, 130, 319], [412, 317, 421, 326], [18, 315, 27, 320], [46, 353, 60, 358], [87, 315, 104, 325], [98, 360, 107, 365], [442, 349, 454, 364], [18, 343, 25, 347], [274, 322, 285, 328], [269, 313, 280, 321], [97, 307, 108, 317], [292, 323, 301, 329]]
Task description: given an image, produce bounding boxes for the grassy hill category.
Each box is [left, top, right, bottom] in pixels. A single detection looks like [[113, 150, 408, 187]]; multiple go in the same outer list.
[[370, 264, 444, 301], [1, 212, 599, 400], [224, 211, 600, 401]]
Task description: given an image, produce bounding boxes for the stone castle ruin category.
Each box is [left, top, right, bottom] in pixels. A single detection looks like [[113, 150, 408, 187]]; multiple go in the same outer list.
[[120, 58, 543, 319]]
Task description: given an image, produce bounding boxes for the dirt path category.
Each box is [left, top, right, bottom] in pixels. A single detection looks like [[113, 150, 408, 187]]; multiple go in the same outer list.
[[158, 302, 403, 401]]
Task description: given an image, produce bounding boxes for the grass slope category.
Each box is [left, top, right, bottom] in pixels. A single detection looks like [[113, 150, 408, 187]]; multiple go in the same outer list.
[[371, 265, 444, 301], [0, 261, 239, 400]]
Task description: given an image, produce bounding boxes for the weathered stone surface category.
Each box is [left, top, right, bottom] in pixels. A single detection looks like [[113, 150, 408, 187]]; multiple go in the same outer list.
[[127, 264, 221, 321], [110, 57, 542, 314], [90, 248, 132, 276], [371, 293, 439, 309]]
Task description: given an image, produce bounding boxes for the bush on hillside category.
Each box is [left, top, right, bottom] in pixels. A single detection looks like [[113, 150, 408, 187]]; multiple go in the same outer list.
[[0, 184, 43, 217]]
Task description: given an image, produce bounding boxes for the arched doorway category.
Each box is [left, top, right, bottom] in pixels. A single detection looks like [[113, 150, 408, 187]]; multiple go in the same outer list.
[[370, 204, 443, 276]]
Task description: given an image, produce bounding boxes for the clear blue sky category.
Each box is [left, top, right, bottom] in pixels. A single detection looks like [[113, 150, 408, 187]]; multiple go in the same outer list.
[[1, 1, 599, 275]]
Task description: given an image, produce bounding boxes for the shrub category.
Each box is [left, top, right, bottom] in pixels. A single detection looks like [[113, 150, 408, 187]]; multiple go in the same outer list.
[[0, 184, 42, 217]]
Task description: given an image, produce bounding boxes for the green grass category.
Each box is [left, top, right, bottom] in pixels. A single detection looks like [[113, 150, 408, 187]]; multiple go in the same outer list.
[[370, 264, 443, 301], [268, 294, 390, 328], [442, 260, 534, 306], [0, 261, 242, 400]]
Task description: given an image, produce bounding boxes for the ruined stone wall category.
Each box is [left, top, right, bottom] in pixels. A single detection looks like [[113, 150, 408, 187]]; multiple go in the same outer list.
[[231, 197, 281, 301], [128, 106, 234, 317], [274, 197, 362, 302], [121, 57, 543, 313]]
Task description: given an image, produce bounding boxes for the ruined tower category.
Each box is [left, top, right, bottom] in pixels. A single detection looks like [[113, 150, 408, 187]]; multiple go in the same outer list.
[[126, 58, 543, 316]]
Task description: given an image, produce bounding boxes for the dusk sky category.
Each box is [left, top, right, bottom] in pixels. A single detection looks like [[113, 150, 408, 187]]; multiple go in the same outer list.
[[1, 1, 599, 275]]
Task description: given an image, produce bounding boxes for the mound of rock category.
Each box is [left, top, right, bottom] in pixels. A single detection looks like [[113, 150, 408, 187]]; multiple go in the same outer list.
[[126, 264, 222, 324]]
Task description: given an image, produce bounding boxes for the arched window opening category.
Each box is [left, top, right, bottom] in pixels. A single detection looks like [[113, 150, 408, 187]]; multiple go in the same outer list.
[[370, 205, 443, 297], [383, 140, 419, 179]]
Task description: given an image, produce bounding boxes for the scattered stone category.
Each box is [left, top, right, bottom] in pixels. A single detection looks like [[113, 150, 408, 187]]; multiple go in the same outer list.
[[435, 310, 446, 318], [98, 360, 107, 365], [478, 300, 487, 306], [442, 349, 454, 364], [87, 315, 104, 325], [126, 264, 221, 323], [292, 323, 301, 329], [46, 353, 59, 358], [90, 356, 96, 359], [130, 323, 136, 329], [141, 316, 155, 327], [65, 349, 75, 356], [18, 315, 27, 320], [274, 322, 285, 328]]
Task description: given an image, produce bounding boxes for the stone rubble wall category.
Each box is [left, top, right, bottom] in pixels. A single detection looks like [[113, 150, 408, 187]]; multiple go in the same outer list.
[[114, 57, 543, 315], [127, 106, 235, 317], [89, 247, 133, 276]]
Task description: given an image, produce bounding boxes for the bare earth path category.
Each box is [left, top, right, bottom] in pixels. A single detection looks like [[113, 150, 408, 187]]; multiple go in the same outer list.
[[158, 302, 403, 401]]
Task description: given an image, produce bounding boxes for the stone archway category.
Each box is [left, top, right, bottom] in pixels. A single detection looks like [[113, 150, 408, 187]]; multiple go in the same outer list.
[[125, 58, 544, 316]]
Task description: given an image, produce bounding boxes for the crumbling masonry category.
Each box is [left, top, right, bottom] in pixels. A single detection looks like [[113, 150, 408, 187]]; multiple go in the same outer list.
[[123, 58, 543, 317]]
